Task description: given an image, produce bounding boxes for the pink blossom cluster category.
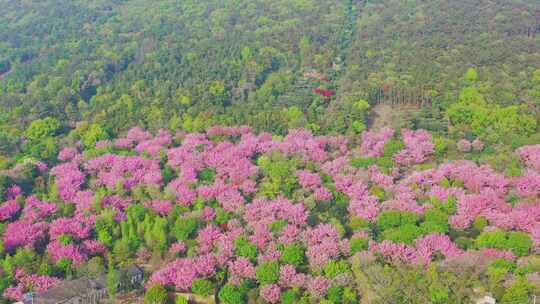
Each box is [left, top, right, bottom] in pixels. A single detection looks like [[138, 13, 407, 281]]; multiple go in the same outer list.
[[72, 190, 95, 213], [342, 181, 380, 221], [46, 240, 87, 266], [49, 214, 95, 240], [517, 144, 540, 171], [455, 138, 483, 153], [370, 233, 462, 265], [472, 139, 484, 151], [168, 178, 197, 206], [297, 170, 332, 201], [82, 239, 107, 256], [279, 264, 307, 288], [101, 195, 133, 221], [85, 154, 162, 189], [0, 200, 21, 221], [360, 127, 394, 157], [394, 129, 434, 165], [57, 147, 79, 162], [3, 270, 59, 301], [134, 129, 172, 156], [147, 254, 217, 290], [479, 248, 516, 261], [382, 185, 430, 215], [513, 170, 540, 198], [3, 220, 48, 251], [297, 170, 322, 190], [169, 241, 186, 255], [244, 197, 308, 228], [271, 129, 329, 163], [206, 125, 252, 137], [457, 139, 472, 152], [6, 185, 22, 200], [228, 257, 256, 283], [404, 161, 508, 196], [113, 126, 153, 149], [449, 190, 508, 230], [3, 125, 540, 301], [145, 199, 173, 215], [303, 224, 349, 269], [307, 276, 330, 299], [21, 196, 57, 222], [260, 284, 281, 304], [50, 162, 86, 201]]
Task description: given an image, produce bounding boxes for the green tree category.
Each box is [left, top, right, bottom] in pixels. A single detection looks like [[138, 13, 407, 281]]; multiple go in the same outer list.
[[256, 261, 280, 284], [191, 278, 215, 297], [218, 283, 247, 304], [25, 117, 61, 141], [106, 259, 119, 299], [234, 236, 258, 262], [280, 244, 305, 267], [144, 284, 168, 304], [82, 123, 109, 148]]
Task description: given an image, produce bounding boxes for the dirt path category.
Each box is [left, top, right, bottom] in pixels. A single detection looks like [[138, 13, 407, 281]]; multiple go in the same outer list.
[[368, 102, 422, 131], [368, 103, 394, 131]]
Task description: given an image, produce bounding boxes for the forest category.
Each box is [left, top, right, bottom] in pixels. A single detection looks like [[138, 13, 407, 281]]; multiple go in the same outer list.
[[0, 0, 539, 303]]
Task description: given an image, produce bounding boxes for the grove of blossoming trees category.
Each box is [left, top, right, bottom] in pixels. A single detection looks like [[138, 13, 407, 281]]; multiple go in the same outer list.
[[0, 125, 539, 303]]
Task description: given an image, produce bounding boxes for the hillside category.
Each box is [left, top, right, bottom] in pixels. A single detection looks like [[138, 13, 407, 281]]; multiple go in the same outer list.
[[1, 1, 540, 303], [0, 0, 539, 158]]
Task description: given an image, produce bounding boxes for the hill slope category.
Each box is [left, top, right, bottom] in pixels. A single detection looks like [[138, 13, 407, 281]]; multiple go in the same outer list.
[[0, 0, 539, 157]]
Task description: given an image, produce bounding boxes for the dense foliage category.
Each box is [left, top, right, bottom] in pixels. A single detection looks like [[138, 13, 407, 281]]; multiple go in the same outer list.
[[0, 125, 539, 303], [0, 0, 539, 161]]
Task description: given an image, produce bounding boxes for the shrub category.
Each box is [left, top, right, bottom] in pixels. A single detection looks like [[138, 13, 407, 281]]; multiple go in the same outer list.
[[349, 237, 369, 255], [323, 260, 351, 278], [191, 278, 215, 296], [376, 210, 402, 231], [269, 220, 288, 234], [421, 209, 449, 234], [476, 230, 532, 257], [475, 229, 507, 250], [173, 217, 198, 241], [348, 217, 369, 231], [326, 285, 344, 303], [215, 209, 231, 225], [501, 278, 532, 304], [218, 283, 247, 304], [350, 157, 377, 168], [455, 236, 474, 250], [26, 117, 61, 140], [383, 139, 406, 157], [256, 261, 280, 284], [342, 287, 358, 304], [58, 234, 73, 245], [381, 224, 422, 245], [280, 244, 305, 267], [506, 232, 532, 257], [429, 286, 449, 304], [369, 185, 386, 201], [144, 284, 168, 304], [235, 236, 258, 262], [489, 259, 516, 272], [472, 217, 488, 232], [377, 210, 420, 232], [281, 288, 300, 304], [433, 137, 449, 158], [175, 295, 188, 304], [198, 168, 216, 184]]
